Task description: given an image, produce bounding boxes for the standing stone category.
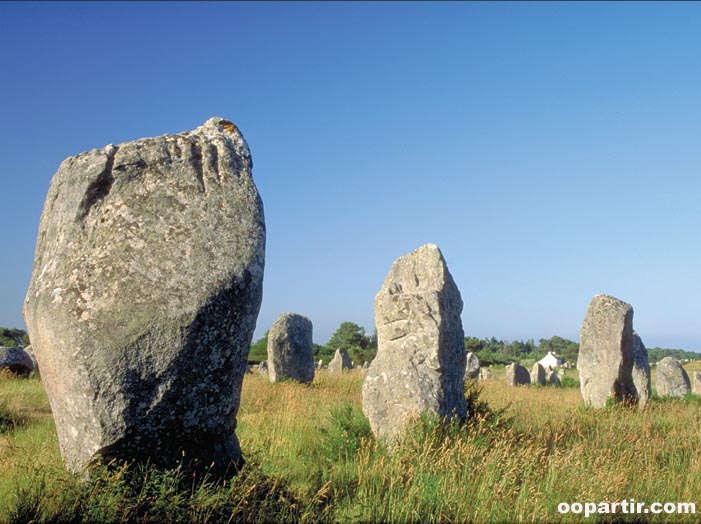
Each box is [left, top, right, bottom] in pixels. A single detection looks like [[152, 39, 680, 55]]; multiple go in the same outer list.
[[23, 118, 265, 475], [258, 360, 268, 375], [465, 352, 480, 380], [328, 348, 352, 374], [578, 294, 650, 408], [23, 345, 39, 374], [266, 313, 314, 384], [362, 361, 370, 369], [316, 359, 323, 370], [655, 357, 690, 398], [479, 367, 493, 381], [0, 347, 35, 377], [693, 372, 701, 396], [530, 363, 546, 385], [362, 244, 467, 444], [505, 363, 530, 386], [631, 333, 651, 406], [547, 370, 561, 386]]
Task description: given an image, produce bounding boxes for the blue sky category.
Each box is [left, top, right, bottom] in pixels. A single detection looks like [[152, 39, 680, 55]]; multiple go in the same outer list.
[[1, 2, 700, 350]]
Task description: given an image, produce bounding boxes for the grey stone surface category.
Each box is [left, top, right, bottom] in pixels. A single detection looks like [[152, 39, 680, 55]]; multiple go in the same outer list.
[[23, 344, 39, 374], [362, 243, 467, 444], [578, 294, 650, 408], [479, 367, 493, 381], [258, 360, 268, 375], [328, 348, 352, 374], [24, 117, 265, 475], [0, 347, 34, 377], [266, 313, 314, 384], [505, 363, 530, 386], [655, 357, 690, 398], [530, 363, 546, 385], [547, 370, 561, 386], [631, 333, 652, 406], [465, 352, 480, 380], [693, 372, 701, 395]]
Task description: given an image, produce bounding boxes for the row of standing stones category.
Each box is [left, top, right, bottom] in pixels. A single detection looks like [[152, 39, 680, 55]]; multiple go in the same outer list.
[[18, 119, 697, 477]]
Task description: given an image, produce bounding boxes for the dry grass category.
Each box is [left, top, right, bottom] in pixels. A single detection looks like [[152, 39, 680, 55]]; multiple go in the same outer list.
[[2, 365, 701, 522]]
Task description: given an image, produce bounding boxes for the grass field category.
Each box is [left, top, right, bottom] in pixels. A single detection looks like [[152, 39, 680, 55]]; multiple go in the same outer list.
[[1, 363, 700, 523]]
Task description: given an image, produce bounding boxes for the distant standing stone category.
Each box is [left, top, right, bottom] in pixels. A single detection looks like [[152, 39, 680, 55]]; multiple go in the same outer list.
[[479, 367, 493, 381], [24, 117, 265, 475], [258, 360, 269, 375], [655, 357, 690, 398], [328, 348, 352, 374], [631, 333, 651, 406], [0, 347, 34, 377], [693, 372, 701, 395], [530, 363, 546, 385], [362, 244, 467, 444], [505, 363, 530, 386], [465, 352, 480, 380], [547, 370, 561, 386], [578, 294, 650, 408], [23, 344, 39, 374], [267, 313, 314, 384]]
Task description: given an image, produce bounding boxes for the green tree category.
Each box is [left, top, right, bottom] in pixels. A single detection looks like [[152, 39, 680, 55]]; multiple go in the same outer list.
[[326, 321, 375, 365], [0, 328, 28, 347], [248, 331, 268, 363]]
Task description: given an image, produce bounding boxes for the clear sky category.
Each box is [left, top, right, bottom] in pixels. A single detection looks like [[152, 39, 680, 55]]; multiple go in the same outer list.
[[1, 2, 700, 350]]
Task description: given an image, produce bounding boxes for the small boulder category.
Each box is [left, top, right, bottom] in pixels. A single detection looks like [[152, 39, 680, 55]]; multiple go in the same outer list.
[[0, 347, 35, 377], [655, 357, 690, 398], [547, 370, 561, 386], [328, 349, 352, 374], [693, 372, 701, 395], [505, 363, 530, 386], [465, 352, 480, 380]]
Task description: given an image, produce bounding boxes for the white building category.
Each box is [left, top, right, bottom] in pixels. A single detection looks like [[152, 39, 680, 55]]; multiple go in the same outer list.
[[537, 351, 563, 370]]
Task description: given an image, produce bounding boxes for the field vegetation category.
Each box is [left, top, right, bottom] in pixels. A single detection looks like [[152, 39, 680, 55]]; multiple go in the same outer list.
[[1, 363, 700, 522]]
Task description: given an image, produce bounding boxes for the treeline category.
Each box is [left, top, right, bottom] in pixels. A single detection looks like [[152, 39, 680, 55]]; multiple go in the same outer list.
[[647, 347, 701, 364], [249, 321, 378, 366], [0, 328, 29, 347], [465, 335, 580, 366]]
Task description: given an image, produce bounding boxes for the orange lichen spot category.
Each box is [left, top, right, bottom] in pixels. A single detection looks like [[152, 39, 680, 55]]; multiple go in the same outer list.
[[219, 119, 239, 134]]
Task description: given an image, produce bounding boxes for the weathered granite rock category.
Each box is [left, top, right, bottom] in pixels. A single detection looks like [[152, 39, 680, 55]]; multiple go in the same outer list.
[[362, 361, 370, 369], [578, 294, 650, 408], [266, 313, 314, 384], [479, 367, 493, 381], [505, 363, 530, 386], [316, 359, 323, 370], [465, 352, 480, 380], [693, 372, 701, 395], [655, 357, 690, 398], [547, 370, 561, 386], [258, 360, 268, 375], [631, 333, 651, 406], [23, 345, 39, 374], [362, 244, 467, 444], [23, 117, 265, 475], [0, 347, 34, 377], [328, 348, 352, 374], [530, 363, 546, 385]]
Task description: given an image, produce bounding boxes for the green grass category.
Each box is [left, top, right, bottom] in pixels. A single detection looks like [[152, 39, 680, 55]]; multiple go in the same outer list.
[[1, 367, 701, 522]]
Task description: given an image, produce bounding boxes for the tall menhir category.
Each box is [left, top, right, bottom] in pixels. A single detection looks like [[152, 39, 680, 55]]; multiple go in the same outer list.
[[24, 117, 265, 476]]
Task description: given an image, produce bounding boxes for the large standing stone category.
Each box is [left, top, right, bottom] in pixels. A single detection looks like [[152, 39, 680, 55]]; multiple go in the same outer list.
[[266, 313, 314, 384], [0, 347, 35, 377], [655, 357, 690, 398], [328, 348, 352, 374], [530, 363, 546, 385], [578, 294, 650, 408], [23, 117, 265, 475], [692, 372, 701, 395], [465, 352, 480, 380], [362, 244, 466, 444], [505, 363, 530, 386]]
